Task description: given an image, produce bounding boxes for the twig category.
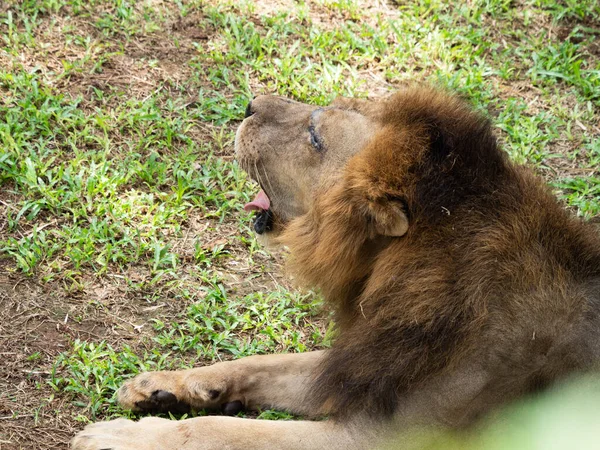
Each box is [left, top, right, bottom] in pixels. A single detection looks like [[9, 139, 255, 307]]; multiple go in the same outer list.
[[0, 199, 18, 211], [25, 220, 57, 238], [0, 414, 31, 420]]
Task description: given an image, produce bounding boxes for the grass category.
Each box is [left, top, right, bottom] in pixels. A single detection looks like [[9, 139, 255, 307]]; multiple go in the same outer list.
[[0, 0, 598, 448]]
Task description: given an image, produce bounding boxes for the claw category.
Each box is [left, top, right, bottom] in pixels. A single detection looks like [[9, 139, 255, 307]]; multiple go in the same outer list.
[[134, 390, 191, 414]]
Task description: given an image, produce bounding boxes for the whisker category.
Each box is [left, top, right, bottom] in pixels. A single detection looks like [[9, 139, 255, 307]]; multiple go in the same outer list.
[[253, 160, 264, 191], [261, 143, 280, 201], [260, 161, 278, 207]]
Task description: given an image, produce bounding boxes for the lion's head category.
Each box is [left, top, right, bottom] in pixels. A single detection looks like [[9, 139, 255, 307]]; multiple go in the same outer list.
[[235, 94, 410, 238]]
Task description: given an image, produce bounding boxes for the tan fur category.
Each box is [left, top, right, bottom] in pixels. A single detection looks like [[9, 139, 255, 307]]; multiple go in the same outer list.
[[72, 87, 600, 449], [117, 352, 327, 416]]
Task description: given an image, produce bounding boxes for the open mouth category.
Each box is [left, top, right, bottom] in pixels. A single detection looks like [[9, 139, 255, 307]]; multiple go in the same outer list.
[[243, 189, 274, 234]]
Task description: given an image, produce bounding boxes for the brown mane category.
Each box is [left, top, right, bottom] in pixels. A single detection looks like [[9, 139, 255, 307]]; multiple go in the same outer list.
[[279, 88, 600, 418]]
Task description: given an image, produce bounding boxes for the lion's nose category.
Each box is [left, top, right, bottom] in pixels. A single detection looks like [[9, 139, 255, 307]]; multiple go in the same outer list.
[[244, 101, 254, 118], [246, 95, 310, 122]]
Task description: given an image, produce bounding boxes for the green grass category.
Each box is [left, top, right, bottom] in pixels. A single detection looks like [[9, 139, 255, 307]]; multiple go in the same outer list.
[[0, 0, 599, 447]]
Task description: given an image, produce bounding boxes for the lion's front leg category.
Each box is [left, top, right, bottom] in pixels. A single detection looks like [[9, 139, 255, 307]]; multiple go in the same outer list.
[[117, 351, 326, 416], [72, 415, 370, 450]]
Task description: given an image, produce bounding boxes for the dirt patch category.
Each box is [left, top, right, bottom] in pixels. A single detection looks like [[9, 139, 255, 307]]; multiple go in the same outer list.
[[0, 272, 72, 449], [62, 23, 211, 102]]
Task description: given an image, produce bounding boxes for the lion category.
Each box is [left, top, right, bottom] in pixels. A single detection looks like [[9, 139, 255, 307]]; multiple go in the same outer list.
[[72, 87, 600, 450]]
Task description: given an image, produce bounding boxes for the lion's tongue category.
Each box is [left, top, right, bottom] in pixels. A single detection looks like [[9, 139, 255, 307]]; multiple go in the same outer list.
[[244, 190, 271, 212]]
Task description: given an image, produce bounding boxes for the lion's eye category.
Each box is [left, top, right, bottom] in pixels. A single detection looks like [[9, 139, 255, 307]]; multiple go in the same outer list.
[[309, 124, 324, 152]]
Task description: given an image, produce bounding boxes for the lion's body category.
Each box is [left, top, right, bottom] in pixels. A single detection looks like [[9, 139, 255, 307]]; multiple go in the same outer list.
[[73, 88, 600, 450], [283, 89, 600, 420]]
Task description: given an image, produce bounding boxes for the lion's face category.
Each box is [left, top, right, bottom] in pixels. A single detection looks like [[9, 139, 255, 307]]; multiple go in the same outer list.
[[235, 96, 380, 235]]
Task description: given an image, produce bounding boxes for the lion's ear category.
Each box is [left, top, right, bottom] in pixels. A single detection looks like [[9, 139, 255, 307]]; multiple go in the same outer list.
[[344, 128, 411, 238], [368, 198, 409, 238]]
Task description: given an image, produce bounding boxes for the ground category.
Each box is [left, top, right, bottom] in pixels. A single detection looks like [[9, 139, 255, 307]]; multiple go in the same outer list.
[[0, 0, 598, 448]]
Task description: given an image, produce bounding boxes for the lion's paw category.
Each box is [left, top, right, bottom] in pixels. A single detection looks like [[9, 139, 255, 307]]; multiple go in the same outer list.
[[71, 418, 169, 450], [118, 369, 235, 414], [118, 372, 191, 413]]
